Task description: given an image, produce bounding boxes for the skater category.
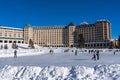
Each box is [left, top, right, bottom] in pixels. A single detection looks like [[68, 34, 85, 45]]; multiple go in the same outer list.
[[49, 50, 54, 55], [114, 51, 115, 55], [75, 49, 77, 55], [89, 50, 90, 54], [92, 53, 96, 60], [72, 50, 74, 52], [14, 50, 17, 58], [96, 50, 99, 60], [92, 50, 97, 60]]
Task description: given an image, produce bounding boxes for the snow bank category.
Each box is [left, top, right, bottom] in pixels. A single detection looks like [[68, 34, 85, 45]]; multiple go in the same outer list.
[[0, 64, 120, 80], [0, 43, 40, 49]]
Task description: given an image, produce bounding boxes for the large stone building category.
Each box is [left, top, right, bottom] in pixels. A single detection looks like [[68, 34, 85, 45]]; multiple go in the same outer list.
[[0, 20, 111, 48], [24, 20, 111, 48], [0, 26, 23, 44]]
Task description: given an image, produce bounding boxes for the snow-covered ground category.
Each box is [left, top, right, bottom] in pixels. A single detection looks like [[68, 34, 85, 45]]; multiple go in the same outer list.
[[0, 43, 120, 80]]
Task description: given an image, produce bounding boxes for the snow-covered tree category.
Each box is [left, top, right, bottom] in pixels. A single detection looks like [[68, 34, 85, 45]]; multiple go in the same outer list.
[[28, 39, 35, 49]]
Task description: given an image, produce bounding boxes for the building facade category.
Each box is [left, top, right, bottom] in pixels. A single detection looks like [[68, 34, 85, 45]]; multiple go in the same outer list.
[[0, 20, 111, 48], [24, 20, 111, 48], [0, 26, 23, 44]]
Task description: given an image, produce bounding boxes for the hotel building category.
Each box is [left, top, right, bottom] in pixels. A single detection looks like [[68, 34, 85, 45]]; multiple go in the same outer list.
[[0, 26, 23, 44], [24, 20, 111, 48], [0, 20, 111, 48]]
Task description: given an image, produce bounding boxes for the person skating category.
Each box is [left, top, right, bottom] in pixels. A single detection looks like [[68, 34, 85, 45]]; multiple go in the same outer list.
[[92, 50, 97, 60], [96, 50, 99, 60], [114, 51, 116, 55], [49, 50, 54, 55], [75, 49, 77, 55], [14, 50, 17, 58]]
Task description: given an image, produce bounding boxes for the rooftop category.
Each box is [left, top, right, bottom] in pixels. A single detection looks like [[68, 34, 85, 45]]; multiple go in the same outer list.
[[0, 26, 23, 30]]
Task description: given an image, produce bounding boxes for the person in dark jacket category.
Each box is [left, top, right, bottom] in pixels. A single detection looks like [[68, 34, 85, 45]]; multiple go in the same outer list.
[[96, 50, 99, 60], [114, 51, 116, 55], [92, 53, 96, 60], [75, 49, 77, 55], [14, 50, 17, 58]]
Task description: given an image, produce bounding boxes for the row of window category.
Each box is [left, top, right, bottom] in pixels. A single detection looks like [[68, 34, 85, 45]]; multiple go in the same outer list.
[[85, 43, 109, 47], [0, 40, 23, 43], [0, 33, 22, 37]]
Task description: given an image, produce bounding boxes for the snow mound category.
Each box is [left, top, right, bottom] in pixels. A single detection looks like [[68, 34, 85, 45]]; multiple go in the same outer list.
[[0, 43, 40, 49], [0, 64, 120, 80]]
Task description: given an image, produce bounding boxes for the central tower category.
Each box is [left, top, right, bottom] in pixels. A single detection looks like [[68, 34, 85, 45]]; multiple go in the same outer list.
[[23, 24, 33, 44]]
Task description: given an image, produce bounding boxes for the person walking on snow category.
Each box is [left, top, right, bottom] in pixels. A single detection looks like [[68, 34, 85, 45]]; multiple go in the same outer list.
[[14, 50, 17, 58]]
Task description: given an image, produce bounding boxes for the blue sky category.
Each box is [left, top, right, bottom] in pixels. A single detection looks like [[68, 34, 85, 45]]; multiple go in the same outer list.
[[0, 0, 120, 39]]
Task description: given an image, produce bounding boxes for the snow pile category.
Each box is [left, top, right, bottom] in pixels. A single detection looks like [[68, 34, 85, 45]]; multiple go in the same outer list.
[[0, 64, 120, 80], [94, 64, 120, 80], [0, 43, 40, 49], [0, 49, 45, 57]]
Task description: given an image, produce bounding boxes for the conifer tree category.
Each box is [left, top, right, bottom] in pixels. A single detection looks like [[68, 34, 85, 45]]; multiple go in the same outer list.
[[12, 43, 18, 49], [118, 35, 120, 48], [4, 44, 8, 49], [28, 39, 35, 48], [78, 34, 85, 48]]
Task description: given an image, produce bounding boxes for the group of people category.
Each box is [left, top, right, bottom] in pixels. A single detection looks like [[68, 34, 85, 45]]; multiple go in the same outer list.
[[91, 50, 100, 61], [74, 49, 100, 61]]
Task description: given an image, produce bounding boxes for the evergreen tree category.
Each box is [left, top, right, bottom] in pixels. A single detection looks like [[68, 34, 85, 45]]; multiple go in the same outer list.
[[1, 45, 3, 49], [12, 43, 18, 49], [78, 34, 85, 48], [118, 35, 120, 48], [109, 41, 114, 49], [4, 44, 8, 49], [28, 39, 35, 49]]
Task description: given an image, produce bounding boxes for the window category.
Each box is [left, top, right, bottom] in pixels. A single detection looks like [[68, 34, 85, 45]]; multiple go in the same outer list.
[[0, 40, 2, 43], [4, 41, 7, 43], [9, 41, 12, 43]]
